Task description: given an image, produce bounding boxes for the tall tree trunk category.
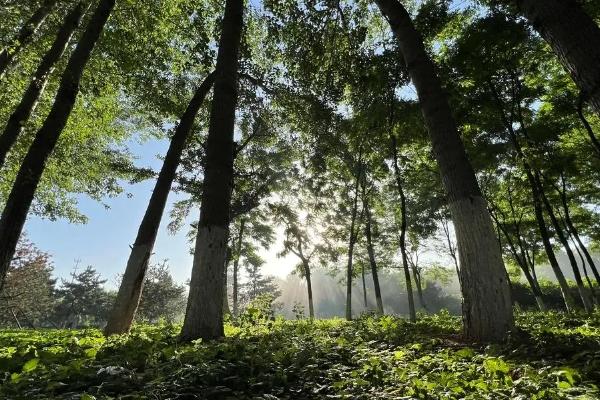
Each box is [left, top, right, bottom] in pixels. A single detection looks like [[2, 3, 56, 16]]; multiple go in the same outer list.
[[180, 0, 244, 342], [376, 0, 513, 341], [361, 265, 368, 309], [364, 203, 384, 315], [0, 2, 87, 169], [345, 164, 362, 321], [411, 264, 427, 311], [538, 179, 594, 312], [104, 73, 215, 336], [232, 218, 245, 317], [0, 0, 57, 79], [511, 0, 600, 116], [557, 176, 600, 283], [0, 0, 116, 293], [303, 260, 315, 319], [391, 134, 416, 321]]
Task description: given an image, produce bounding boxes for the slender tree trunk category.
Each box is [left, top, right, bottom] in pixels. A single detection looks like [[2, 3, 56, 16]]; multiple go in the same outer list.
[[577, 95, 600, 157], [512, 0, 600, 116], [488, 80, 576, 312], [0, 0, 116, 293], [345, 164, 362, 321], [0, 2, 87, 169], [361, 265, 368, 309], [376, 0, 513, 341], [557, 177, 600, 283], [232, 218, 245, 317], [0, 0, 57, 79], [364, 203, 384, 315], [104, 73, 215, 335], [538, 180, 593, 312], [571, 236, 597, 303], [303, 260, 314, 319], [223, 250, 231, 316], [411, 264, 427, 311], [391, 135, 416, 321], [491, 212, 546, 311], [180, 0, 243, 342]]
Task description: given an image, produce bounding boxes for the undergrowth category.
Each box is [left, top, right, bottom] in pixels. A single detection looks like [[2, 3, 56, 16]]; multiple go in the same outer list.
[[0, 310, 599, 399]]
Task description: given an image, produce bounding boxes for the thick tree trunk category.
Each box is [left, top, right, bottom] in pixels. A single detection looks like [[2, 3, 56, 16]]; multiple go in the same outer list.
[[345, 165, 361, 321], [104, 73, 215, 335], [364, 203, 384, 315], [180, 0, 243, 342], [0, 0, 116, 293], [303, 260, 315, 319], [376, 0, 513, 341], [513, 0, 600, 116], [391, 135, 416, 321], [0, 2, 87, 169], [0, 0, 57, 79], [232, 218, 245, 317], [538, 181, 594, 312]]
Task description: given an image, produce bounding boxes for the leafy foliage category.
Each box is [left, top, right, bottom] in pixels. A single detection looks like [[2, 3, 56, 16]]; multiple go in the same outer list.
[[0, 311, 599, 399]]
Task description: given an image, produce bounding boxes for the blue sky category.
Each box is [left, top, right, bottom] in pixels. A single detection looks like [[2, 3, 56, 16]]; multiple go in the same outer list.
[[25, 136, 296, 288]]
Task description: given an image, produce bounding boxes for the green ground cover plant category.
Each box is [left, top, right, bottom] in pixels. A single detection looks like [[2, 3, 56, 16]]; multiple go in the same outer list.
[[1, 310, 599, 399]]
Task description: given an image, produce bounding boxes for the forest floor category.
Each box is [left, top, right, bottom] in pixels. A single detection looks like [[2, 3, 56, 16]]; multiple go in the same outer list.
[[0, 311, 599, 399]]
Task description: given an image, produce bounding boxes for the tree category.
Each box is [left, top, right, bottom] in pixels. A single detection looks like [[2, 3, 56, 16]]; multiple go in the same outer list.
[[53, 265, 114, 328], [239, 254, 280, 308], [0, 0, 57, 79], [136, 261, 186, 323], [0, 1, 88, 169], [104, 72, 215, 336], [375, 0, 514, 341], [0, 235, 55, 328], [0, 0, 117, 292], [506, 0, 600, 116], [391, 134, 416, 322], [181, 0, 244, 342]]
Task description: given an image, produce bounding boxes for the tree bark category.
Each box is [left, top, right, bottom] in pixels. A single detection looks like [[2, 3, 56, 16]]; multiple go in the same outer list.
[[104, 73, 215, 335], [391, 134, 416, 321], [0, 0, 57, 79], [538, 179, 594, 312], [364, 202, 384, 315], [232, 218, 245, 317], [376, 0, 513, 341], [512, 0, 600, 116], [180, 0, 243, 342], [0, 2, 87, 169], [0, 0, 116, 293]]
